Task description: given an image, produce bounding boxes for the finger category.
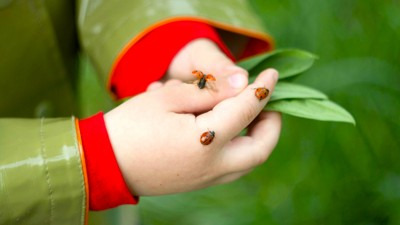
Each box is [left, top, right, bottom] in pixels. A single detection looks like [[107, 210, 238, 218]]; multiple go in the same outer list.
[[146, 81, 163, 92], [196, 69, 279, 141], [164, 79, 183, 86], [221, 111, 282, 173], [213, 169, 253, 185], [247, 111, 282, 140], [159, 83, 224, 113], [159, 68, 247, 113], [167, 39, 248, 97], [167, 39, 234, 81]]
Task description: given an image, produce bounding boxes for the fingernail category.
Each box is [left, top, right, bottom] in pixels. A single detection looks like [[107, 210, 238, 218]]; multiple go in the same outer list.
[[228, 73, 247, 89]]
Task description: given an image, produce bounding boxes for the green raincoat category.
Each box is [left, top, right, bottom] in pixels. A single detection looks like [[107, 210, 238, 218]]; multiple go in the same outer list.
[[0, 0, 271, 224]]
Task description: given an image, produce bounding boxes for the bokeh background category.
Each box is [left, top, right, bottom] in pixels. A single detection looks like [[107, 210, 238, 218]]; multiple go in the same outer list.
[[81, 0, 400, 224]]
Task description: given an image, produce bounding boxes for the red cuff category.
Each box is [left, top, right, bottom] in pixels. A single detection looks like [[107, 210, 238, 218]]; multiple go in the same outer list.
[[79, 112, 138, 210], [110, 21, 235, 99]]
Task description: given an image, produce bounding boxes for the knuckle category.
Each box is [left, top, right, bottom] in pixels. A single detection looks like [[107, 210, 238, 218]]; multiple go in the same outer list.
[[237, 67, 249, 77], [253, 153, 268, 166], [252, 142, 270, 166], [240, 105, 258, 125]]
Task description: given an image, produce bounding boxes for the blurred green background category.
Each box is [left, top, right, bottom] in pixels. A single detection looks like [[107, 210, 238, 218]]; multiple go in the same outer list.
[[81, 0, 400, 224]]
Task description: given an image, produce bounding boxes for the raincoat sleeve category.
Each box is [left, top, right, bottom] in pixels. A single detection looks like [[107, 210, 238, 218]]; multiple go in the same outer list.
[[77, 0, 274, 93], [0, 118, 88, 225]]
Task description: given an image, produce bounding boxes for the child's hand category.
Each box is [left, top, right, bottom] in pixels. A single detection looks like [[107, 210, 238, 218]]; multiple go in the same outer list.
[[104, 69, 281, 196], [152, 39, 248, 100]]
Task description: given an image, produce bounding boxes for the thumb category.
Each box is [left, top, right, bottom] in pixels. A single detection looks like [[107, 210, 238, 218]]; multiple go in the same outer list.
[[167, 39, 248, 98]]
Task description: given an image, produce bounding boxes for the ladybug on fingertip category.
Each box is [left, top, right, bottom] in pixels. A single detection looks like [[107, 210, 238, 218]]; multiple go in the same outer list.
[[200, 130, 215, 145], [254, 87, 269, 101], [192, 70, 216, 89]]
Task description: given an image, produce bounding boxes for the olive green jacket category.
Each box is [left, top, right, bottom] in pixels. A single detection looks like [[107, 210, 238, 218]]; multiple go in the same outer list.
[[0, 0, 271, 224]]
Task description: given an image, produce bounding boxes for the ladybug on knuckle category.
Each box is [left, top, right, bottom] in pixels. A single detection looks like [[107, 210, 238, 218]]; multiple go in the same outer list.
[[200, 130, 215, 145], [254, 87, 269, 101]]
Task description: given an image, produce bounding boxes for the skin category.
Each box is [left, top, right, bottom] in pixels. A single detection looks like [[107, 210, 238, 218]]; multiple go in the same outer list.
[[104, 39, 282, 196]]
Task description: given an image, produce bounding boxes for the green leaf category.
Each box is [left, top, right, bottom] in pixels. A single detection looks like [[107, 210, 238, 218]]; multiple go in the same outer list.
[[236, 51, 276, 71], [270, 82, 328, 101], [266, 99, 356, 124], [238, 49, 318, 79]]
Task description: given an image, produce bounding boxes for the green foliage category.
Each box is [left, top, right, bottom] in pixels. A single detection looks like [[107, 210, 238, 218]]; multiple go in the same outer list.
[[239, 49, 354, 124], [271, 82, 328, 101], [238, 49, 317, 80], [267, 99, 355, 124]]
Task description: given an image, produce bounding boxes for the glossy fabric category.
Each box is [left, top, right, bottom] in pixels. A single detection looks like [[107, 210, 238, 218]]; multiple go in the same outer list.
[[0, 0, 77, 117], [0, 117, 86, 225]]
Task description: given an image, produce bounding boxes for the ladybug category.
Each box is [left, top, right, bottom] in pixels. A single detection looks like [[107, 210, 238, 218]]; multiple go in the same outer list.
[[254, 87, 269, 101], [192, 70, 216, 89], [200, 130, 215, 145]]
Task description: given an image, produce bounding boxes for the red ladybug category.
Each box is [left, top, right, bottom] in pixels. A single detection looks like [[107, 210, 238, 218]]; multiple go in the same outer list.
[[254, 87, 269, 101], [192, 70, 216, 89], [200, 130, 215, 145]]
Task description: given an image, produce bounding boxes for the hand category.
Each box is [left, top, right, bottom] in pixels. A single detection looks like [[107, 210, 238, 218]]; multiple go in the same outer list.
[[104, 69, 281, 196], [148, 39, 248, 100]]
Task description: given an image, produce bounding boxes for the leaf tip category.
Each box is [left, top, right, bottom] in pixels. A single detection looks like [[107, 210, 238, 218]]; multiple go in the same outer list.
[[344, 113, 356, 126]]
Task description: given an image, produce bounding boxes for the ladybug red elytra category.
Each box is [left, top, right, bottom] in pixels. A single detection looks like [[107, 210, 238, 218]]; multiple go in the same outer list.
[[200, 130, 215, 145], [254, 87, 269, 101], [192, 70, 216, 89]]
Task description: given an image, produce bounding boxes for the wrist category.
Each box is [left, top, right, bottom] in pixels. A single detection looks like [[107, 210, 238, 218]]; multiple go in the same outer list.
[[79, 112, 138, 210]]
